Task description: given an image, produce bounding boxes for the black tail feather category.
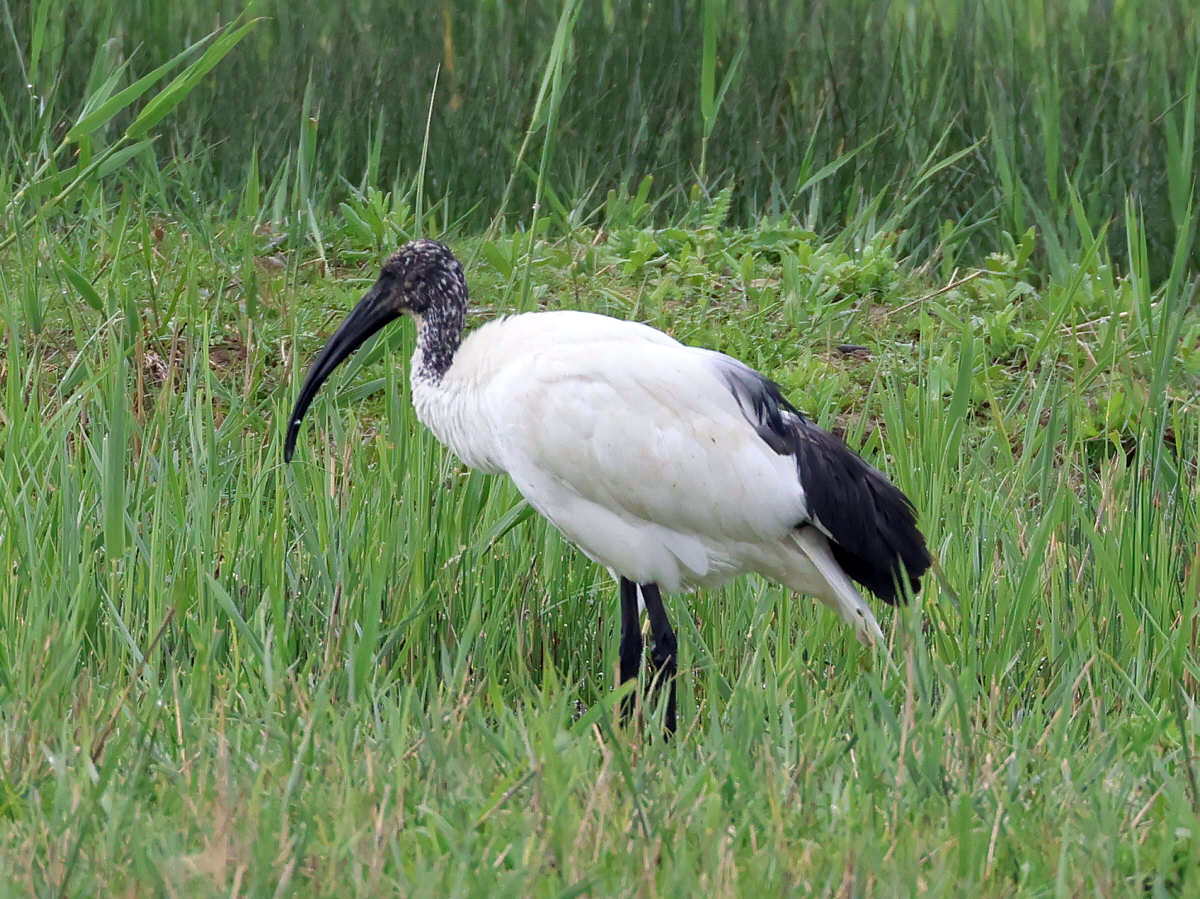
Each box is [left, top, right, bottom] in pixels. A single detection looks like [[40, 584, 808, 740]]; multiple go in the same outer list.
[[789, 418, 930, 604], [716, 355, 931, 603]]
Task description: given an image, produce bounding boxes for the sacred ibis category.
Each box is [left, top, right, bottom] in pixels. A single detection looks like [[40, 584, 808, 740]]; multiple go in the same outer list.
[[285, 239, 930, 733]]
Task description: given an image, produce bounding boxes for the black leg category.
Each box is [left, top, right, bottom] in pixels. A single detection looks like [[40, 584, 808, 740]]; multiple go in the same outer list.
[[640, 583, 677, 735], [618, 577, 642, 724]]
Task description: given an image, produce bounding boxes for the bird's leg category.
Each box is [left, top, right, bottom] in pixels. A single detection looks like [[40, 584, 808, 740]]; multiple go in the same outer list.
[[618, 577, 643, 725], [640, 583, 677, 736]]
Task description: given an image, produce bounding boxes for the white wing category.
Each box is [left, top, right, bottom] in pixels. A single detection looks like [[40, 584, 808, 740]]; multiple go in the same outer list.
[[471, 313, 809, 587]]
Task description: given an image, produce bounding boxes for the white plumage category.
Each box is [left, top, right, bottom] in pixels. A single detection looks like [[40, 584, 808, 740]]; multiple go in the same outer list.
[[286, 240, 931, 734], [413, 310, 874, 634]]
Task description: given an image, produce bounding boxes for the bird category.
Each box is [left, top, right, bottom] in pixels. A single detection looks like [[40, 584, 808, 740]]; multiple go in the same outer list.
[[285, 239, 931, 734]]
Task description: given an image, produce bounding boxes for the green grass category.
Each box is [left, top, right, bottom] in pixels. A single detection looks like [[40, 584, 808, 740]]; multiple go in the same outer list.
[[1, 206, 1196, 895], [1, 1, 1199, 895], [5, 1, 1199, 275]]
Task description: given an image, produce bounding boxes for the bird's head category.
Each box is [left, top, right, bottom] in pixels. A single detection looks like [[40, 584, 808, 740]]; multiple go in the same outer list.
[[378, 239, 468, 318], [284, 239, 467, 462]]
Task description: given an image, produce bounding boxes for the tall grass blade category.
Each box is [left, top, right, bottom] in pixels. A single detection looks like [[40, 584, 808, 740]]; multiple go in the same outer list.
[[126, 16, 259, 140]]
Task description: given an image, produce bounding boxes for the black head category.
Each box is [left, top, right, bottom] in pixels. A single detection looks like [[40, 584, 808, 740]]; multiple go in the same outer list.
[[283, 239, 468, 461], [378, 239, 467, 317]]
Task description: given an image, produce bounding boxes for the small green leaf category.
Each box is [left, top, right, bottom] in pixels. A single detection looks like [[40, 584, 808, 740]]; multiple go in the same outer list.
[[480, 240, 514, 279], [59, 261, 104, 312], [339, 202, 375, 247]]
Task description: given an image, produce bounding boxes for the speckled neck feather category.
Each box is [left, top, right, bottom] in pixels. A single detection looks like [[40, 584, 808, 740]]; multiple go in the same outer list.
[[400, 240, 468, 382], [414, 299, 465, 382]]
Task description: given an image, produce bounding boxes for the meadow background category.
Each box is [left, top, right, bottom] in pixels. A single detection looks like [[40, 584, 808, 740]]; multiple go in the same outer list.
[[1, 0, 1198, 894]]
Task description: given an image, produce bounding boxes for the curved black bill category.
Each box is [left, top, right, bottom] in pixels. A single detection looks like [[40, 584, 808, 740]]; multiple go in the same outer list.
[[284, 280, 401, 462]]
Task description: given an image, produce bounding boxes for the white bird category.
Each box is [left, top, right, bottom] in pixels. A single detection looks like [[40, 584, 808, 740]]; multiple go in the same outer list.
[[285, 239, 930, 733]]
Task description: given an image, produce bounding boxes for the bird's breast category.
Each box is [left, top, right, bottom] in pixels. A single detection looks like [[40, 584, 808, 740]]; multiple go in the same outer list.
[[409, 351, 506, 474]]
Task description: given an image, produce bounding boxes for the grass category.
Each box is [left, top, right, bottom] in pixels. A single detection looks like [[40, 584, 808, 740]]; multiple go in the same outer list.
[[5, 1, 1199, 274], [1, 0, 1199, 895], [1, 204, 1196, 895]]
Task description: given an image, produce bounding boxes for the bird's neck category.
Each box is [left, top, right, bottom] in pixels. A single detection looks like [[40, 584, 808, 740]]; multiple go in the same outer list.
[[409, 318, 503, 473], [412, 301, 465, 383]]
